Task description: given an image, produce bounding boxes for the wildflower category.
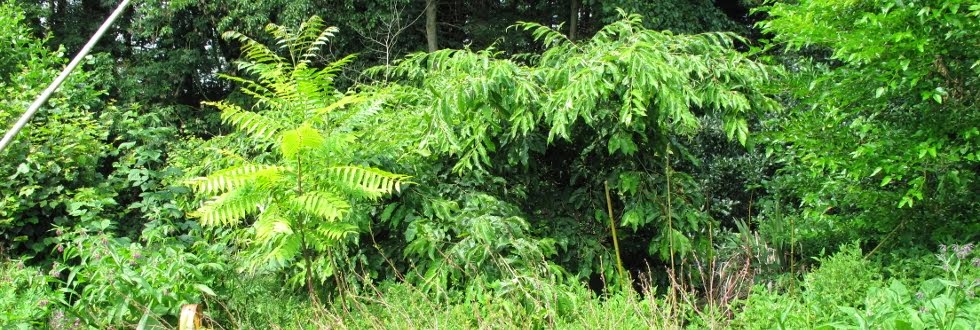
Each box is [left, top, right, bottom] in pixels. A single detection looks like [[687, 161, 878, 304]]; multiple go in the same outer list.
[[56, 244, 64, 253], [49, 263, 61, 278], [16, 261, 24, 270], [55, 228, 63, 236], [915, 291, 924, 300], [132, 251, 142, 259], [38, 299, 48, 307], [972, 258, 980, 268], [50, 310, 64, 328], [940, 244, 948, 254], [956, 243, 974, 259]]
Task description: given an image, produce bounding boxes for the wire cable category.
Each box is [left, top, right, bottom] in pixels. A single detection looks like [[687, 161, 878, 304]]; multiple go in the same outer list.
[[0, 0, 131, 154]]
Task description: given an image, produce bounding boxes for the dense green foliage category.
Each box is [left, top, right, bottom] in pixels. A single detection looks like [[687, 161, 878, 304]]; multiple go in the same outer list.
[[367, 12, 779, 286], [759, 0, 979, 254], [188, 17, 408, 291], [1, 0, 977, 328]]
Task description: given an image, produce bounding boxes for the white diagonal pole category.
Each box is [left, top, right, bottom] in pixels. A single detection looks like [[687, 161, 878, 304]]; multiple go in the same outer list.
[[0, 0, 131, 153]]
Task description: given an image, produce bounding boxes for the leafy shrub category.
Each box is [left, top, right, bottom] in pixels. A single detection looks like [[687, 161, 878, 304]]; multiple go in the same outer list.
[[732, 284, 812, 330], [734, 242, 979, 329], [874, 246, 943, 284], [732, 242, 882, 328], [51, 221, 224, 328], [323, 276, 679, 329], [0, 258, 60, 328], [402, 194, 560, 291], [554, 288, 678, 329], [207, 272, 322, 329], [185, 16, 408, 294], [802, 242, 882, 318], [0, 2, 110, 255], [760, 0, 980, 252], [373, 10, 779, 281], [838, 243, 980, 329], [330, 281, 478, 329]]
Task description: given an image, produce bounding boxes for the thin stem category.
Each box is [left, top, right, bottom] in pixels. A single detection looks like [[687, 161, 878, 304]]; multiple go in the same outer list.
[[666, 148, 675, 275], [665, 146, 677, 311], [864, 217, 909, 261], [604, 180, 627, 285], [297, 152, 319, 305], [786, 197, 797, 297]]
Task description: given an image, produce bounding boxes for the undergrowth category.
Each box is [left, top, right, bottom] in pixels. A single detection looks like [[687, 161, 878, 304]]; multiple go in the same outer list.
[[173, 241, 978, 329]]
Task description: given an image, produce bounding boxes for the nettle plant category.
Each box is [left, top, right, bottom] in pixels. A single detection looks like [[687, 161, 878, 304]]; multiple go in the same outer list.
[[185, 16, 407, 296]]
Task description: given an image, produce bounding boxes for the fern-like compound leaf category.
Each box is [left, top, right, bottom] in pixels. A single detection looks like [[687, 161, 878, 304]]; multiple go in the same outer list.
[[325, 165, 410, 199], [193, 186, 266, 227], [205, 101, 284, 143], [290, 191, 350, 222], [279, 125, 325, 159], [184, 164, 285, 196], [254, 207, 293, 241]]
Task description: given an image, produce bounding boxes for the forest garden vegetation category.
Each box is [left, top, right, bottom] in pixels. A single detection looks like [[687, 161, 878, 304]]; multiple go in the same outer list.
[[1, 0, 977, 328]]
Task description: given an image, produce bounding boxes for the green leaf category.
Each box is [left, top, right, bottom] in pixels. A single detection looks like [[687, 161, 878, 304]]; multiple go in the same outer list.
[[280, 125, 325, 159], [291, 191, 350, 221], [736, 118, 749, 146], [326, 166, 410, 198], [136, 308, 151, 330], [194, 284, 216, 296], [608, 132, 638, 155], [184, 164, 284, 195]]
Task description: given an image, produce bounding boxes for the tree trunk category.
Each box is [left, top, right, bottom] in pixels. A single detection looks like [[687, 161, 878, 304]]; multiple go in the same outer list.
[[569, 0, 579, 41], [425, 0, 438, 52]]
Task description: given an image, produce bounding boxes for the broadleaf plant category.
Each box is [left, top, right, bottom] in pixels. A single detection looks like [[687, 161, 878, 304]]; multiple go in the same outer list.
[[185, 16, 408, 298], [371, 11, 778, 282]]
